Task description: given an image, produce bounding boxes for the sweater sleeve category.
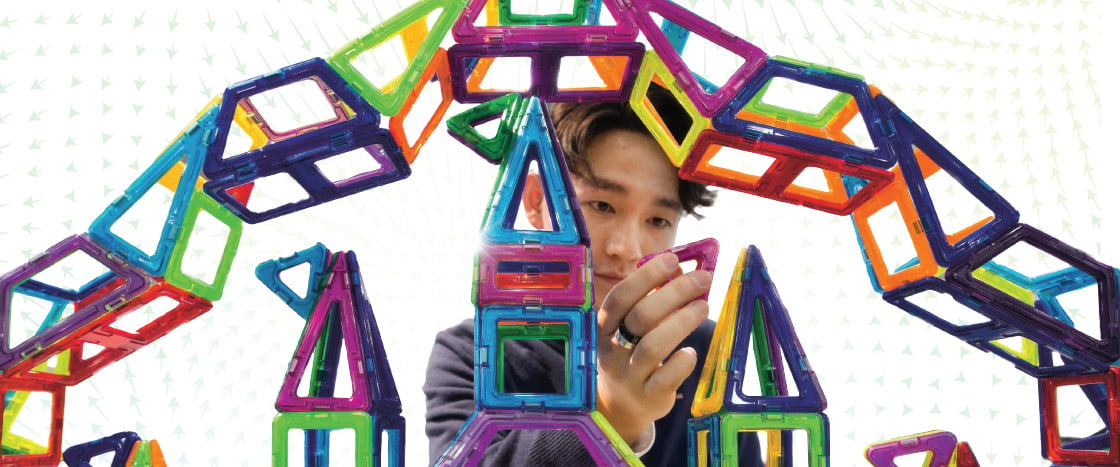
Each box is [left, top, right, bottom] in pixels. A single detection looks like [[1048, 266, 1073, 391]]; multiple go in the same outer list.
[[423, 319, 478, 464], [423, 319, 597, 466]]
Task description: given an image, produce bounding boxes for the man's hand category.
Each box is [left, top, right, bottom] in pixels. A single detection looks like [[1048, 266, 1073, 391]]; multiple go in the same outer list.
[[595, 253, 712, 447]]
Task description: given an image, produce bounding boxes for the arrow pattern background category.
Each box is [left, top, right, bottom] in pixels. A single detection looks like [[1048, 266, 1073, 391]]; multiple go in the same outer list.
[[0, 0, 1117, 465]]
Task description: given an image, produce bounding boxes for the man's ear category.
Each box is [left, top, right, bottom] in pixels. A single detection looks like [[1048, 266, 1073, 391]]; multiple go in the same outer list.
[[521, 172, 548, 230]]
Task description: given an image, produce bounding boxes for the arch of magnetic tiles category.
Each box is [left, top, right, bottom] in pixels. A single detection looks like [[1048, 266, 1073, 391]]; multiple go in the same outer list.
[[0, 0, 1115, 466]]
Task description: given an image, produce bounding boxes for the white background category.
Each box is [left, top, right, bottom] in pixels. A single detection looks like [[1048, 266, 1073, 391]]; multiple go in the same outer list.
[[1, 0, 1120, 465]]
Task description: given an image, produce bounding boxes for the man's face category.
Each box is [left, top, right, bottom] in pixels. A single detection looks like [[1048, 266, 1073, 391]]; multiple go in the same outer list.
[[570, 129, 683, 310]]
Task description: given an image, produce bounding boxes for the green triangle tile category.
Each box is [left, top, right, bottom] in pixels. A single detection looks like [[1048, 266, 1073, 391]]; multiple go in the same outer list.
[[902, 345, 911, 355], [28, 139, 40, 149], [65, 162, 75, 171], [136, 44, 146, 55], [902, 404, 912, 415], [69, 45, 79, 54], [901, 377, 912, 388], [133, 105, 143, 115], [929, 379, 939, 389], [134, 78, 144, 90], [101, 44, 112, 54], [71, 76, 81, 87], [61, 220, 71, 230], [874, 404, 885, 415], [67, 14, 79, 24], [69, 107, 79, 117], [34, 14, 47, 24], [167, 46, 178, 60], [29, 111, 40, 120], [929, 404, 939, 414], [955, 372, 966, 382], [872, 342, 884, 352], [0, 18, 11, 27], [101, 14, 112, 25], [102, 103, 112, 113], [65, 137, 75, 147], [167, 12, 179, 31], [960, 407, 970, 417], [102, 133, 112, 143], [134, 14, 144, 28], [989, 408, 999, 419], [204, 12, 215, 31]]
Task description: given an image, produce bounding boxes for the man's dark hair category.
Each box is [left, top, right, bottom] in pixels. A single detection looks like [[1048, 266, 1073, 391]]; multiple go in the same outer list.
[[548, 85, 716, 218]]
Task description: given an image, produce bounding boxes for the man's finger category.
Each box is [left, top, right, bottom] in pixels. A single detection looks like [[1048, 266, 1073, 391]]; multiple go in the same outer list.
[[598, 253, 679, 333], [645, 346, 699, 398], [629, 299, 708, 375], [622, 270, 711, 338]]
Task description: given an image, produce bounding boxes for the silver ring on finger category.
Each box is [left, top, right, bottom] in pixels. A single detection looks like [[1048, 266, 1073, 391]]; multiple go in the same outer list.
[[614, 321, 642, 350]]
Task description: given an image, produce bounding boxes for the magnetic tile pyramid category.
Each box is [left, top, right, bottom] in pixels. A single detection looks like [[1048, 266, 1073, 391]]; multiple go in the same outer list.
[[264, 248, 404, 467], [689, 246, 829, 467], [435, 95, 639, 466]]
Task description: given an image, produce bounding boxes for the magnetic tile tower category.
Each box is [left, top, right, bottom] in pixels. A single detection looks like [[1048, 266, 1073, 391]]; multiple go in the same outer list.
[[435, 94, 641, 466], [258, 245, 405, 467], [0, 0, 1116, 465], [689, 246, 830, 467]]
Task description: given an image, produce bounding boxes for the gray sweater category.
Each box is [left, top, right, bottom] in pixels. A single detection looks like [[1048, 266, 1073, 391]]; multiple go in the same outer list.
[[423, 318, 763, 466]]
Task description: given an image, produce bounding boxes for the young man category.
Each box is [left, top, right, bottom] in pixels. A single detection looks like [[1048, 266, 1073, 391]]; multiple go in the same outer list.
[[424, 88, 762, 466]]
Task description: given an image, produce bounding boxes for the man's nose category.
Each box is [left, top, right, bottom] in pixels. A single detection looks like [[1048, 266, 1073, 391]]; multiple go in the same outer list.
[[603, 220, 642, 263]]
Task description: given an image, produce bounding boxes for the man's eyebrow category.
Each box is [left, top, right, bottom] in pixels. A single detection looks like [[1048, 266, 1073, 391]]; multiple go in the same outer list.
[[655, 196, 683, 212], [583, 173, 684, 212], [583, 173, 627, 194]]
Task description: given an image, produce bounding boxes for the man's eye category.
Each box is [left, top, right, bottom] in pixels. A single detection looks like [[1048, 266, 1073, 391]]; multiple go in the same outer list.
[[650, 217, 672, 229], [588, 201, 613, 213]]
